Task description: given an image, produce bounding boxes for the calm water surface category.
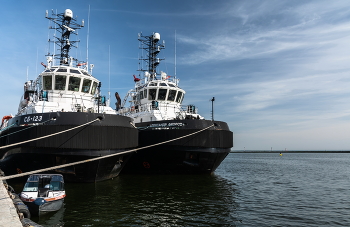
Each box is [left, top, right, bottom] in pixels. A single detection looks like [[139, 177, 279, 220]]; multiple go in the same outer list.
[[12, 153, 350, 226]]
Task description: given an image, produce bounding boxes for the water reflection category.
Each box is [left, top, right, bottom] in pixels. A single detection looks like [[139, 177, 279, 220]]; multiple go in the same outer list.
[[6, 165, 239, 226], [32, 174, 239, 227]]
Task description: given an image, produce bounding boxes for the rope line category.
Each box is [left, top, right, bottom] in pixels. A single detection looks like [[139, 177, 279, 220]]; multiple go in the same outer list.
[[0, 124, 214, 181], [0, 118, 100, 150]]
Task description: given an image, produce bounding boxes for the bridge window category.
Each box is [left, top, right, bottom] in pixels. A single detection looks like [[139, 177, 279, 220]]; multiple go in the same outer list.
[[68, 76, 81, 91], [158, 89, 167, 100], [148, 89, 157, 100], [70, 69, 81, 74], [55, 75, 67, 90], [91, 82, 98, 94], [149, 83, 157, 86], [176, 91, 183, 103], [82, 79, 92, 93], [144, 89, 147, 99], [43, 75, 53, 90], [180, 93, 184, 103], [167, 90, 177, 101], [140, 90, 144, 99], [45, 69, 55, 72], [56, 68, 67, 72]]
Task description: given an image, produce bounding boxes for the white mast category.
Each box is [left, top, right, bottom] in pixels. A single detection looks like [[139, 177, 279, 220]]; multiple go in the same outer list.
[[86, 5, 90, 72], [108, 45, 111, 105], [175, 30, 177, 77]]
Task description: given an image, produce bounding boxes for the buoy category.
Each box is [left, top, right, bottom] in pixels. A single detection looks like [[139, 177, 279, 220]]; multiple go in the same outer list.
[[1, 115, 12, 124]]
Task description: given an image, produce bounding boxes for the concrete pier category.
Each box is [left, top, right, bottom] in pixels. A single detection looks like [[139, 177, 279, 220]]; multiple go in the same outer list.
[[0, 181, 22, 227]]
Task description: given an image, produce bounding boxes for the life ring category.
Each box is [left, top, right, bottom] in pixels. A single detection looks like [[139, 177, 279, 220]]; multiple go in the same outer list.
[[1, 115, 12, 124]]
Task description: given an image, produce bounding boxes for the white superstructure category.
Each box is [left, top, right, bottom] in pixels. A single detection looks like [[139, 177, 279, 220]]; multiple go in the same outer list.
[[117, 32, 203, 123], [19, 64, 115, 116], [17, 9, 115, 117]]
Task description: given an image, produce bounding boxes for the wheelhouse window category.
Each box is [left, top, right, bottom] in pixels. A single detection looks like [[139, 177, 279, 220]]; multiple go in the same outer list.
[[43, 75, 53, 90], [180, 93, 184, 103], [44, 69, 55, 72], [168, 84, 176, 87], [176, 91, 183, 103], [91, 81, 98, 94], [148, 89, 157, 100], [55, 75, 67, 90], [158, 89, 167, 100], [68, 76, 81, 91], [56, 68, 67, 72], [82, 79, 92, 93], [167, 90, 177, 101], [144, 89, 147, 99], [160, 83, 167, 86], [70, 69, 81, 74], [140, 90, 144, 99], [149, 83, 157, 86]]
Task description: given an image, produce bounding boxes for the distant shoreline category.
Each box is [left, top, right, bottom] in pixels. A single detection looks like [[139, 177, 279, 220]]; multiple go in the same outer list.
[[230, 150, 350, 153]]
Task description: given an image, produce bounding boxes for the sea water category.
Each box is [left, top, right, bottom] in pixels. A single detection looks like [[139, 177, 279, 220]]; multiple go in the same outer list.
[[13, 153, 350, 226]]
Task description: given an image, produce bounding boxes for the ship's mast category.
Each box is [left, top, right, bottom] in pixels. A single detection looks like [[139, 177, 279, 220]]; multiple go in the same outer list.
[[138, 32, 165, 80], [45, 9, 84, 66]]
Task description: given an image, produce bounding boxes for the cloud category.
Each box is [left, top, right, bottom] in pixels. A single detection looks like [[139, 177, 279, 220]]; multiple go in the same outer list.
[[176, 1, 350, 66]]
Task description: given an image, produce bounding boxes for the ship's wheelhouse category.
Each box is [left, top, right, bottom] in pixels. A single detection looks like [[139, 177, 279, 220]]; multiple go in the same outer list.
[[40, 67, 99, 96], [136, 81, 185, 104]]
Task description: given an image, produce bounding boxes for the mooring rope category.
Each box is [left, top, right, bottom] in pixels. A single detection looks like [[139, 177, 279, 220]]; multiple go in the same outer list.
[[0, 118, 100, 150], [0, 123, 214, 181]]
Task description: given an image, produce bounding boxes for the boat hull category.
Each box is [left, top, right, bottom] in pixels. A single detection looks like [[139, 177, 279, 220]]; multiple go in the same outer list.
[[0, 112, 138, 182], [24, 199, 64, 216], [0, 148, 132, 182], [121, 119, 233, 174]]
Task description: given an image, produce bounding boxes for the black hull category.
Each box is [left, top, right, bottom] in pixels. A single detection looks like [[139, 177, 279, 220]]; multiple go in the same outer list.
[[121, 119, 233, 174], [24, 199, 64, 216], [0, 112, 138, 182], [0, 149, 133, 182]]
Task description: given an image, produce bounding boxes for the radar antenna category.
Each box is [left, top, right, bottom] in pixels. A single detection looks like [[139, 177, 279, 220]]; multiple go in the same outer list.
[[46, 9, 84, 66], [137, 32, 165, 80]]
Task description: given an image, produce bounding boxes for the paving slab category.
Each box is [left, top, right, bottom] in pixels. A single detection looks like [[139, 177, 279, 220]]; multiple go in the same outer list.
[[0, 181, 22, 227]]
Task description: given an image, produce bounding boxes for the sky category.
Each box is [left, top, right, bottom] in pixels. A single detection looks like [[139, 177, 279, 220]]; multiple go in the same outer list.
[[1, 0, 350, 151]]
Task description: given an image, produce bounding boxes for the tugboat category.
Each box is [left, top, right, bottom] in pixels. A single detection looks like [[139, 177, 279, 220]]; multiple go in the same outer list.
[[0, 9, 138, 182], [19, 174, 65, 216], [118, 32, 233, 174]]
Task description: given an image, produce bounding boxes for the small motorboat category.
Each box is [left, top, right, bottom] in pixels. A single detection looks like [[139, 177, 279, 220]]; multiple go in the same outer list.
[[19, 174, 65, 216]]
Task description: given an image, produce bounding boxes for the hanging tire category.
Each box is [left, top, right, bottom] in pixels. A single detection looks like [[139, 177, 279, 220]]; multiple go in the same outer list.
[[11, 193, 31, 219]]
